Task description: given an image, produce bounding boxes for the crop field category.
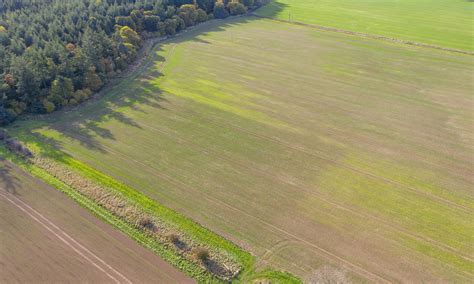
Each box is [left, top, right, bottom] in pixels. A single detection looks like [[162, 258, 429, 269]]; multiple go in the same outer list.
[[0, 159, 192, 283], [255, 0, 474, 52], [6, 16, 473, 282]]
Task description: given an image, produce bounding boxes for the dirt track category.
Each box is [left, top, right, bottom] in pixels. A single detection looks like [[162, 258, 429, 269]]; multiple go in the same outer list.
[[0, 159, 193, 283]]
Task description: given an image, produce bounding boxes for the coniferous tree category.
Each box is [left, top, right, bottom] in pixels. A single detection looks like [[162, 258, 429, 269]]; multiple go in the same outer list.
[[0, 0, 261, 125]]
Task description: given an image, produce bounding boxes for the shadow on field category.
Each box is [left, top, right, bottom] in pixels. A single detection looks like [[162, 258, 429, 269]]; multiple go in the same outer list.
[[0, 159, 20, 195], [253, 1, 288, 17], [12, 4, 285, 155]]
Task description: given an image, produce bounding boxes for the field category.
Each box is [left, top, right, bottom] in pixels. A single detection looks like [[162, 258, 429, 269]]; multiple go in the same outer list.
[[5, 14, 474, 283], [0, 159, 193, 283], [255, 0, 474, 52]]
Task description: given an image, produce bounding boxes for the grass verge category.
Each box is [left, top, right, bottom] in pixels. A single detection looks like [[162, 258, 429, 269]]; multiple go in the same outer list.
[[0, 140, 301, 283]]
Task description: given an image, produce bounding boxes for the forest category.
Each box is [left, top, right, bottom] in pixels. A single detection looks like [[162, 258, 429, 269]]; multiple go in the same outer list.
[[0, 0, 260, 125]]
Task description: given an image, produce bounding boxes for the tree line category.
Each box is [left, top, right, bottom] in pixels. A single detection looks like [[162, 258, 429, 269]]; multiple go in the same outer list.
[[0, 0, 262, 125]]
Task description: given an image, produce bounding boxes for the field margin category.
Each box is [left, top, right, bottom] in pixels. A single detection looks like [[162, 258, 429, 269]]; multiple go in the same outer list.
[[0, 139, 302, 283], [251, 13, 474, 56]]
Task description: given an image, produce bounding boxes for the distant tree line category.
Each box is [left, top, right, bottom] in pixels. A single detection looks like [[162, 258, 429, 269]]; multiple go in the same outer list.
[[0, 0, 262, 126]]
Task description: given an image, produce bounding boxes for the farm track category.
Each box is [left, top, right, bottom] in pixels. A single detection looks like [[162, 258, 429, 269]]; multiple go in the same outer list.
[[258, 239, 301, 268], [258, 239, 316, 275], [0, 190, 133, 284]]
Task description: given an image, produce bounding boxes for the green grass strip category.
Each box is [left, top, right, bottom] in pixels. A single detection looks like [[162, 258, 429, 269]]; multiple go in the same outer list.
[[0, 147, 218, 282], [35, 144, 253, 269], [1, 143, 300, 283]]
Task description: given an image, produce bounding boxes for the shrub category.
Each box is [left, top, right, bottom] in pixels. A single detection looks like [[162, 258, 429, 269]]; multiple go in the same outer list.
[[143, 15, 160, 32], [166, 233, 180, 244], [42, 100, 55, 113], [9, 100, 26, 115], [115, 16, 136, 31], [0, 26, 9, 46], [21, 146, 33, 158], [0, 129, 8, 141], [4, 138, 33, 158], [213, 1, 229, 19], [72, 89, 91, 103], [119, 26, 141, 47], [192, 247, 210, 262], [196, 8, 208, 23], [137, 215, 156, 231], [49, 77, 74, 108], [228, 2, 247, 15], [178, 4, 198, 26], [0, 106, 16, 126], [196, 0, 215, 13], [164, 18, 178, 35], [173, 16, 186, 32], [240, 0, 255, 7], [157, 21, 166, 36], [83, 67, 104, 92]]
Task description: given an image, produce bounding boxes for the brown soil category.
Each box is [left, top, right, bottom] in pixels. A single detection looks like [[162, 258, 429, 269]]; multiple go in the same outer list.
[[0, 159, 194, 283]]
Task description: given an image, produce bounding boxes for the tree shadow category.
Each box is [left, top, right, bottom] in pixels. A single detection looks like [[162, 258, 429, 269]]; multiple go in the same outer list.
[[9, 7, 286, 156], [0, 158, 20, 195], [172, 238, 188, 251], [252, 0, 288, 16], [203, 258, 235, 280]]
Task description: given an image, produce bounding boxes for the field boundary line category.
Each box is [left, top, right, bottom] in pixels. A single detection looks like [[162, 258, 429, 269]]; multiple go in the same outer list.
[[257, 239, 315, 274], [0, 190, 132, 284], [157, 44, 177, 73], [45, 130, 393, 283], [258, 239, 299, 267], [251, 14, 474, 56]]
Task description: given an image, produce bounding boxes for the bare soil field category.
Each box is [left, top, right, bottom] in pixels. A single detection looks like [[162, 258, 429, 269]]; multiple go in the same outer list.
[[0, 159, 193, 283]]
